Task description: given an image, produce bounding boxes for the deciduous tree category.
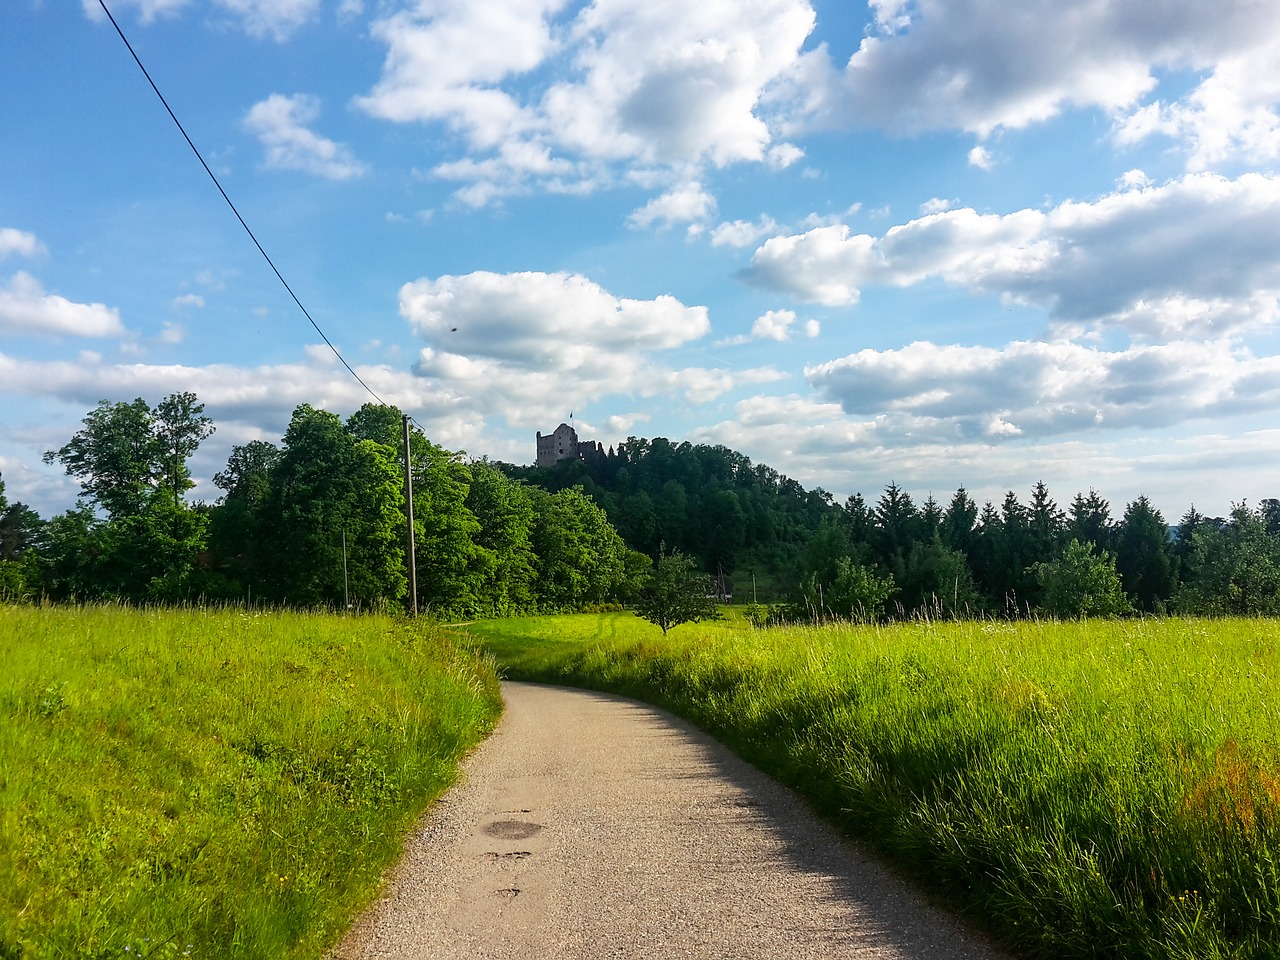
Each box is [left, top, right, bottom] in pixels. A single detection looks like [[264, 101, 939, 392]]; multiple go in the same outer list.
[[634, 549, 719, 635]]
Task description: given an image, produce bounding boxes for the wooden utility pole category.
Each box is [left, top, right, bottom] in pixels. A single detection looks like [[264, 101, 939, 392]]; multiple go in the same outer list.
[[403, 415, 418, 617]]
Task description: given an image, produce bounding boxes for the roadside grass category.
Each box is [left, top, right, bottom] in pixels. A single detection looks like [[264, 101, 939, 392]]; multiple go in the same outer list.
[[461, 611, 1280, 960], [0, 604, 501, 960]]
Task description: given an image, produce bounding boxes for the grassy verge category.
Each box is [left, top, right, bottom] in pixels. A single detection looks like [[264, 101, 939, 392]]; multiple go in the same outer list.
[[462, 611, 1280, 960], [1, 604, 502, 960]]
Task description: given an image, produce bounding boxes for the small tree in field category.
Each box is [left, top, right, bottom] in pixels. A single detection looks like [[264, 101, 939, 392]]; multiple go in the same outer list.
[[634, 549, 719, 635], [1033, 538, 1132, 619]]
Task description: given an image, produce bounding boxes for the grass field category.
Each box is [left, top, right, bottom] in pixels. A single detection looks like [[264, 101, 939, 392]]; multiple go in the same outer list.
[[0, 604, 502, 960], [462, 610, 1280, 960]]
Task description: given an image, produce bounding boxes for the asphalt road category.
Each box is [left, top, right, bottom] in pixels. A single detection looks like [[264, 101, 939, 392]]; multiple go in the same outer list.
[[330, 681, 1009, 960]]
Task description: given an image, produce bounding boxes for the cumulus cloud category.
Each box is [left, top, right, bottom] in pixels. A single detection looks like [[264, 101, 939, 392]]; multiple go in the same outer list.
[[627, 181, 716, 229], [745, 172, 1280, 338], [0, 228, 44, 260], [398, 269, 786, 417], [710, 215, 779, 247], [805, 338, 1280, 443], [715, 308, 819, 346], [822, 1, 1279, 134], [0, 273, 123, 338], [357, 0, 818, 204], [244, 94, 367, 180], [967, 145, 993, 170]]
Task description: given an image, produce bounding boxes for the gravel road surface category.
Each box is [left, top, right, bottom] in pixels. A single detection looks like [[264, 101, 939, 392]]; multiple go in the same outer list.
[[330, 681, 1008, 960]]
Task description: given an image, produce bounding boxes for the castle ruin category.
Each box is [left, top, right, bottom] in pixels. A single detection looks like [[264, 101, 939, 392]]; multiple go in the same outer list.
[[536, 422, 604, 468]]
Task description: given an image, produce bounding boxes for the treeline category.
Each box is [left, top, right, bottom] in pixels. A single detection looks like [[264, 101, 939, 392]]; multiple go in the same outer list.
[[0, 395, 645, 617], [5, 400, 1280, 621], [504, 443, 1280, 620], [501, 436, 837, 577]]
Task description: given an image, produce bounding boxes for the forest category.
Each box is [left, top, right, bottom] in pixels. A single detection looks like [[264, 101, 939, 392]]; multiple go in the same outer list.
[[2, 392, 1279, 620]]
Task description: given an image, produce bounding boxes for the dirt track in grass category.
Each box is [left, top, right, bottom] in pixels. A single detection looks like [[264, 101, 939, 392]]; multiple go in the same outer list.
[[330, 681, 1008, 960]]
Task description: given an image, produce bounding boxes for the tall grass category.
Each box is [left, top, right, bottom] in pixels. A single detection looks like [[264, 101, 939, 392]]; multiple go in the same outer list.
[[465, 612, 1280, 960], [1, 604, 501, 960]]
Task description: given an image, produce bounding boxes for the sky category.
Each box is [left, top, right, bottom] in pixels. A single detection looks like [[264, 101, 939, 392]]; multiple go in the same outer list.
[[4, 0, 1280, 521]]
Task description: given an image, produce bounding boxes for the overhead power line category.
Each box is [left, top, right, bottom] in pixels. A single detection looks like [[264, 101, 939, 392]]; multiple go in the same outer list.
[[96, 0, 388, 408]]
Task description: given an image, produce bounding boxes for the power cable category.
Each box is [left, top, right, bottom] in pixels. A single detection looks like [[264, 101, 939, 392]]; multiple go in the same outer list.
[[96, 0, 388, 408]]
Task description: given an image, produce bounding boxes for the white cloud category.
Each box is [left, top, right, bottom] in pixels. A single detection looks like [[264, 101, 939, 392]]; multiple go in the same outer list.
[[782, 0, 1280, 171], [693, 411, 1280, 519], [746, 172, 1280, 338], [157, 321, 185, 344], [710, 215, 779, 247], [831, 0, 1161, 135], [216, 0, 320, 40], [919, 197, 953, 215], [967, 145, 993, 170], [627, 181, 716, 229], [715, 308, 816, 346], [171, 293, 205, 309], [0, 228, 44, 260], [751, 309, 797, 341], [399, 269, 789, 419], [805, 338, 1280, 443], [0, 273, 123, 338], [81, 0, 188, 23], [358, 0, 819, 204], [1117, 168, 1153, 191], [244, 94, 367, 180], [83, 0, 319, 39]]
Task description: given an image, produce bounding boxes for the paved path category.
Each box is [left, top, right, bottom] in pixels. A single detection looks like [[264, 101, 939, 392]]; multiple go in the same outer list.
[[331, 682, 1008, 960]]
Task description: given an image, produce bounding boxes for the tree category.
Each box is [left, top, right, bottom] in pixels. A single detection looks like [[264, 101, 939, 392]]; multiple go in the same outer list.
[[873, 481, 919, 568], [44, 394, 214, 517], [1115, 496, 1176, 611], [634, 549, 719, 635], [941, 487, 978, 555], [529, 486, 627, 611], [153, 391, 214, 506], [1068, 489, 1113, 552], [0, 491, 45, 563], [465, 463, 538, 616], [1033, 539, 1132, 619], [257, 404, 406, 608], [787, 557, 896, 623], [898, 538, 981, 618], [1027, 481, 1065, 561], [44, 398, 159, 518], [1175, 503, 1280, 615]]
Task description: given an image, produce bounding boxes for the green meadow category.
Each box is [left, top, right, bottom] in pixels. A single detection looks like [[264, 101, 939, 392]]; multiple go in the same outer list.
[[464, 611, 1280, 960], [0, 605, 501, 960]]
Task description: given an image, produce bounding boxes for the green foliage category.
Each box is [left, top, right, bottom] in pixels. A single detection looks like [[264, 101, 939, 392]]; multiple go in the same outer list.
[[42, 394, 213, 519], [0, 605, 501, 959], [464, 463, 538, 617], [633, 549, 719, 635], [1116, 495, 1177, 611], [257, 405, 406, 608], [786, 557, 896, 622], [1033, 538, 1132, 619], [472, 613, 1280, 960], [502, 436, 845, 590], [1176, 504, 1280, 615], [529, 486, 628, 611]]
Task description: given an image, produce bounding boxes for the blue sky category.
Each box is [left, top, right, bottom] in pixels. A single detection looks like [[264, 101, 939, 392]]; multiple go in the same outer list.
[[4, 0, 1280, 520]]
